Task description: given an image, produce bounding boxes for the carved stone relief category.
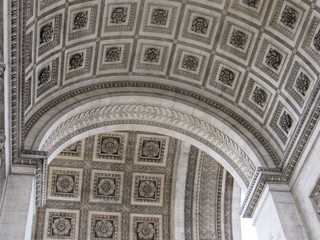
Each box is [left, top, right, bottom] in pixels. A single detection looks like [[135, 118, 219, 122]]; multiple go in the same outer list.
[[36, 131, 177, 239]]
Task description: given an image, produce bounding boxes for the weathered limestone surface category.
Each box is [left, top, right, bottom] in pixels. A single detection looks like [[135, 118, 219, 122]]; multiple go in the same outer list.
[[0, 174, 34, 240]]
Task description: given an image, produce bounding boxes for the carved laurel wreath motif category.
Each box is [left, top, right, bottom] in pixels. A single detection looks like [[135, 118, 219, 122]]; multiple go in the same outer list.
[[42, 104, 256, 185]]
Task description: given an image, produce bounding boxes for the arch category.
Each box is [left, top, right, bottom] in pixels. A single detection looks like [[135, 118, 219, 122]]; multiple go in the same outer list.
[[35, 96, 265, 188]]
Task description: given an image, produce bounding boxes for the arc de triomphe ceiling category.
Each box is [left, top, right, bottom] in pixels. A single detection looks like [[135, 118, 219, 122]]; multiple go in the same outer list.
[[3, 0, 320, 239]]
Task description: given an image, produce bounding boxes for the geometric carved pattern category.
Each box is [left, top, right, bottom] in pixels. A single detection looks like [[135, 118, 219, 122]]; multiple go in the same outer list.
[[207, 57, 244, 101], [103, 2, 138, 36], [130, 214, 163, 240], [184, 146, 198, 240], [35, 132, 176, 239], [241, 78, 271, 119], [12, 0, 320, 237], [36, 57, 59, 98], [255, 39, 288, 82], [269, 102, 295, 145], [196, 153, 220, 239], [179, 6, 219, 47], [171, 46, 209, 84], [65, 46, 94, 82], [141, 1, 180, 38], [88, 211, 122, 240], [134, 134, 169, 167], [67, 4, 99, 43], [18, 0, 318, 171], [97, 40, 133, 74], [284, 61, 313, 109], [185, 148, 235, 240], [90, 170, 124, 203], [301, 16, 320, 64], [134, 40, 172, 74], [44, 209, 79, 240], [131, 173, 165, 206], [93, 132, 128, 163], [47, 167, 83, 201], [219, 19, 257, 63], [37, 13, 63, 57], [268, 0, 305, 42]]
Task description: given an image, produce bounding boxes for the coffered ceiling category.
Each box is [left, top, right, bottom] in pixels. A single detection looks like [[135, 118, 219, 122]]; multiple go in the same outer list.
[[4, 0, 320, 236], [16, 0, 319, 170], [34, 132, 236, 240]]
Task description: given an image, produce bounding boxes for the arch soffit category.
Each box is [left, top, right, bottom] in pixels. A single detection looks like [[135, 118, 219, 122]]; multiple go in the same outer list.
[[37, 96, 265, 187], [24, 82, 279, 166]]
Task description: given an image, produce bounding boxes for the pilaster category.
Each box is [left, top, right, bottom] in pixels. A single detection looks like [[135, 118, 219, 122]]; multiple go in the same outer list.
[[252, 183, 308, 240]]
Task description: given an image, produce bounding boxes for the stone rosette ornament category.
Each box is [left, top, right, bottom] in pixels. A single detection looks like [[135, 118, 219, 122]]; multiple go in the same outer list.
[[136, 222, 155, 239], [139, 180, 157, 199], [97, 178, 116, 196], [52, 217, 71, 236], [101, 137, 120, 155], [94, 220, 114, 238], [142, 140, 160, 158], [56, 175, 75, 193]]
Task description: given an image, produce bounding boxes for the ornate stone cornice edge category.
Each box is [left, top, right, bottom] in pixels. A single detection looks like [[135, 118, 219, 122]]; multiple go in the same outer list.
[[240, 168, 284, 218], [241, 97, 320, 218]]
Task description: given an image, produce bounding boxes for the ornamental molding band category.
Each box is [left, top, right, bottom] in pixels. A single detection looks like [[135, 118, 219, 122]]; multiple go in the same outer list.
[[40, 104, 256, 186], [0, 62, 5, 86]]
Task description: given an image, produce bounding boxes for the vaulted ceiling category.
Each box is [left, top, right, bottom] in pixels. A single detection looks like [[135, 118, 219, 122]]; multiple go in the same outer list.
[[5, 0, 320, 232], [18, 0, 319, 170]]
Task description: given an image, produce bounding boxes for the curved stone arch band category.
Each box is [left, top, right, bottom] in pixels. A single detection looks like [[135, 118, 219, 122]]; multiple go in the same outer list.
[[40, 102, 257, 187]]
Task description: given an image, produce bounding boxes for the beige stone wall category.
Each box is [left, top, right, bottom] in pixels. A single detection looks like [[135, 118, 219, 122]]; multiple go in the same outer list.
[[0, 175, 34, 239], [290, 119, 320, 240]]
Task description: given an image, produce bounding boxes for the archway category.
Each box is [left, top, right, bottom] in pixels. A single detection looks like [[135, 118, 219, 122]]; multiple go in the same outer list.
[[34, 96, 267, 188]]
